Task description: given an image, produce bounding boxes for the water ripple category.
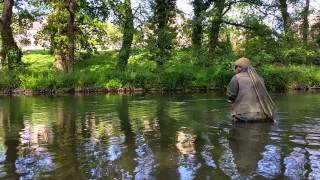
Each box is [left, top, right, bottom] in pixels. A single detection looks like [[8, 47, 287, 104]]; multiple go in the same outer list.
[[15, 147, 55, 179], [257, 145, 281, 178], [201, 145, 216, 168], [284, 147, 307, 179], [134, 134, 157, 180], [219, 138, 241, 179], [306, 148, 320, 180], [178, 155, 201, 180], [107, 135, 125, 161]]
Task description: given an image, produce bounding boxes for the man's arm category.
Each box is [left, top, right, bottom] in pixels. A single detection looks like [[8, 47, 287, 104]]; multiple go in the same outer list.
[[226, 75, 239, 103]]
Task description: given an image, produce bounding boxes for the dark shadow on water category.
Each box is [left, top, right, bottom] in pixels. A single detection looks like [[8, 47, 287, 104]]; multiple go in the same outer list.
[[1, 97, 25, 179], [228, 122, 273, 177]]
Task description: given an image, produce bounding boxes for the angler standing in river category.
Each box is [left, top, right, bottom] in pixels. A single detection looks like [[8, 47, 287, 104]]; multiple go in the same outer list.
[[226, 58, 277, 122]]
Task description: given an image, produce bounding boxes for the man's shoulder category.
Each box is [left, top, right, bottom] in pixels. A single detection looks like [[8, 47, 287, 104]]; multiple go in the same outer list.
[[230, 74, 238, 81], [235, 72, 248, 78]]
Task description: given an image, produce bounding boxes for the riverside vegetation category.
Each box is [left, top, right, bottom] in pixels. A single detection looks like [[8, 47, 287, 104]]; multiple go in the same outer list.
[[0, 0, 320, 94], [1, 47, 320, 94]]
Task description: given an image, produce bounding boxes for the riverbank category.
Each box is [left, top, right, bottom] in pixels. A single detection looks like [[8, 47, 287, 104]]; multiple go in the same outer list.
[[0, 86, 224, 96], [1, 50, 320, 95], [1, 86, 320, 96]]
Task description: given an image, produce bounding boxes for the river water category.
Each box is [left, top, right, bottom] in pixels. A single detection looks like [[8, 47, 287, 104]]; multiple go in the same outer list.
[[0, 92, 319, 179]]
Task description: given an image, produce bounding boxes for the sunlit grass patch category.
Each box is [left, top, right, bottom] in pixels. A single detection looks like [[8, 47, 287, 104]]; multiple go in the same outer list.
[[1, 50, 320, 91]]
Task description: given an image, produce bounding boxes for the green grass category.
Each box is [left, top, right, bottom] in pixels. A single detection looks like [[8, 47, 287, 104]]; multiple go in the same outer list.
[[23, 50, 54, 72], [1, 49, 320, 92], [260, 64, 320, 91]]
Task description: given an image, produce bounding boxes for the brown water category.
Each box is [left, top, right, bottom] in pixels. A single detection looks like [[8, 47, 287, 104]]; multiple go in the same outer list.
[[0, 92, 319, 179]]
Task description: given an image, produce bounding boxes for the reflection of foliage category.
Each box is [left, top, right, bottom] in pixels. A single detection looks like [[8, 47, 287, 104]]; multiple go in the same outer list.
[[16, 123, 55, 179], [19, 38, 31, 46], [129, 100, 157, 133]]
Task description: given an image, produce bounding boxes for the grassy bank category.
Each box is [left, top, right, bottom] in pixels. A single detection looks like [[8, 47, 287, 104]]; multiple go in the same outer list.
[[0, 50, 320, 94]]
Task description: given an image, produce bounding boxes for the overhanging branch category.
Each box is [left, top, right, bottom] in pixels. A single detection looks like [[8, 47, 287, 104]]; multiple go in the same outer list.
[[223, 20, 255, 30], [222, 20, 281, 37]]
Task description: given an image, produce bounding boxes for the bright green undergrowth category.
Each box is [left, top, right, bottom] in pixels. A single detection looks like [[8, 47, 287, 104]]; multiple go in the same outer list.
[[1, 49, 320, 91]]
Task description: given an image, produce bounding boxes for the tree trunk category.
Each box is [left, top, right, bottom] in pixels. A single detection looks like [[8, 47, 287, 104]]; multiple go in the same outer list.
[[117, 95, 136, 172], [53, 0, 76, 72], [67, 0, 76, 72], [153, 0, 176, 67], [192, 0, 204, 48], [53, 50, 68, 71], [0, 50, 5, 67], [0, 0, 22, 69], [156, 0, 168, 66], [278, 0, 291, 36], [53, 3, 68, 71], [208, 0, 225, 59], [302, 0, 309, 44], [118, 0, 134, 69]]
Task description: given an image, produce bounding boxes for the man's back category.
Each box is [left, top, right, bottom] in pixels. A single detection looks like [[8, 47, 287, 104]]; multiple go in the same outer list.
[[232, 72, 263, 116]]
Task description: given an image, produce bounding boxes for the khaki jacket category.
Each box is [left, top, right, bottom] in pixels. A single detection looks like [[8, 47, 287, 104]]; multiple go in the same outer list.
[[227, 71, 263, 116]]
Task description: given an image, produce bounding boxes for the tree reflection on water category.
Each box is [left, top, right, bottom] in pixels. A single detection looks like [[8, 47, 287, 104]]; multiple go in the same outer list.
[[0, 93, 319, 179], [15, 123, 55, 179], [176, 127, 201, 180]]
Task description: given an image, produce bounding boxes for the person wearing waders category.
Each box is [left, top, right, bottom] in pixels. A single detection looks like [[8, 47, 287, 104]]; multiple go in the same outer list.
[[226, 58, 277, 122]]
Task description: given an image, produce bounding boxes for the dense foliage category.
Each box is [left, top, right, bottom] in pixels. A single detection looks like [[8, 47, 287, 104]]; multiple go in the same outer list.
[[0, 0, 319, 92]]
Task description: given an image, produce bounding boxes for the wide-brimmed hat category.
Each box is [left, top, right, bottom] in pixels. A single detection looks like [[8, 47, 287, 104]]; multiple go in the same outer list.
[[234, 57, 251, 68]]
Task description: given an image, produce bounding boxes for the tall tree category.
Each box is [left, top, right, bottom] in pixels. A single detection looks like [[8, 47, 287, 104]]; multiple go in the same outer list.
[[278, 0, 291, 36], [50, 0, 77, 72], [192, 0, 214, 48], [117, 0, 134, 69], [206, 0, 266, 58], [302, 0, 309, 44], [51, 1, 68, 71], [38, 0, 110, 71], [67, 0, 76, 71], [192, 0, 206, 48], [152, 0, 176, 67], [311, 14, 320, 47], [0, 0, 22, 69], [208, 0, 225, 58]]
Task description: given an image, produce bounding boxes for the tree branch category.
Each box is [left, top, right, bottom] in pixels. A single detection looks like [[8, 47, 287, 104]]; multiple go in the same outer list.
[[222, 0, 257, 16], [223, 20, 255, 29], [132, 4, 141, 17], [109, 1, 125, 21], [222, 4, 232, 16], [222, 20, 281, 37]]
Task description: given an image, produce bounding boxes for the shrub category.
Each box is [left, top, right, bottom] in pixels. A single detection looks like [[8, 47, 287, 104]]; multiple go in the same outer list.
[[0, 50, 317, 92], [105, 79, 122, 88]]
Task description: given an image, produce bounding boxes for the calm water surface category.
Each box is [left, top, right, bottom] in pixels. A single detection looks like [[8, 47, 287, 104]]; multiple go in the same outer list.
[[0, 92, 320, 179]]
